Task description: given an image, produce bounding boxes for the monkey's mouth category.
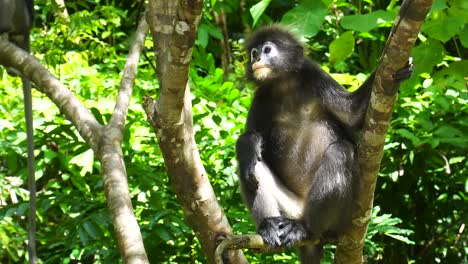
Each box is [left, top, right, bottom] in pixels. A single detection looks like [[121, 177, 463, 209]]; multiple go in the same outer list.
[[253, 67, 272, 80], [253, 65, 266, 70]]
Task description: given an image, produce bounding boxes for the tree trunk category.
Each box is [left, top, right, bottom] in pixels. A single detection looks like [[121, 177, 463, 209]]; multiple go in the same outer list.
[[144, 1, 248, 263]]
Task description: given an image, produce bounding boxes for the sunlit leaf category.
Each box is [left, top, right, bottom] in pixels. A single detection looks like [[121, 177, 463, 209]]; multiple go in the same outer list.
[[250, 0, 272, 27], [329, 31, 355, 64], [281, 0, 327, 38], [341, 10, 395, 32]]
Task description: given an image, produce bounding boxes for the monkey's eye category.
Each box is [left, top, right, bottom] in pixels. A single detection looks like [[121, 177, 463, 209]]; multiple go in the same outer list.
[[263, 45, 272, 54], [251, 48, 259, 61]]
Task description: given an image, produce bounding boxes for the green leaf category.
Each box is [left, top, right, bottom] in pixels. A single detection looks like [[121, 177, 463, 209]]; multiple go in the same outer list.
[[434, 125, 463, 138], [207, 25, 223, 40], [448, 0, 468, 24], [69, 148, 94, 176], [82, 220, 101, 239], [197, 24, 209, 48], [341, 10, 395, 32], [329, 31, 355, 64], [250, 0, 272, 27], [281, 0, 327, 38], [459, 26, 468, 48], [437, 193, 448, 201], [430, 0, 448, 12], [155, 226, 173, 241], [422, 11, 464, 42], [411, 40, 445, 75], [395, 128, 421, 146]]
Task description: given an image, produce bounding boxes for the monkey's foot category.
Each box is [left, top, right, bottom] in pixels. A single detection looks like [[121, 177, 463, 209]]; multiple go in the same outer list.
[[258, 217, 308, 248], [394, 57, 414, 82]]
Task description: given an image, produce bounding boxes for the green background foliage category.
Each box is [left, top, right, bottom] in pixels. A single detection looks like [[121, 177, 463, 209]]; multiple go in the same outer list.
[[0, 0, 466, 263]]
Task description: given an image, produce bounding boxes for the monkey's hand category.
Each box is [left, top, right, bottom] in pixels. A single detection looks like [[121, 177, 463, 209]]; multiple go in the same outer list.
[[258, 217, 308, 248], [236, 132, 263, 190], [394, 57, 414, 82]]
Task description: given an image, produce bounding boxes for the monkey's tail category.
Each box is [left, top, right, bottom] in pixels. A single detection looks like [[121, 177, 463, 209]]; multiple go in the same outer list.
[[298, 244, 323, 264]]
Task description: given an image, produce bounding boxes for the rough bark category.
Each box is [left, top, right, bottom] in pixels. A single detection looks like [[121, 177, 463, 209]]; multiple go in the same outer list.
[[0, 14, 150, 264], [143, 1, 247, 263], [335, 0, 435, 263]]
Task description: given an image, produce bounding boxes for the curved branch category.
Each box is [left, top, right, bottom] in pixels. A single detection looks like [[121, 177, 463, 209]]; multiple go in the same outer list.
[[0, 10, 152, 264], [214, 234, 319, 264], [0, 39, 102, 149]]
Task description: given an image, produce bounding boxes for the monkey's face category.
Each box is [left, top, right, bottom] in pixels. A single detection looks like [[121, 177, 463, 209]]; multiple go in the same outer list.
[[250, 41, 279, 81], [245, 30, 304, 83]]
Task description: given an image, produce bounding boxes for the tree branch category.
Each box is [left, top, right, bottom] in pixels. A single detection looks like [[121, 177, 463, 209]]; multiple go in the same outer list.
[[214, 235, 319, 264], [0, 38, 102, 149], [97, 14, 150, 264], [109, 15, 148, 131], [335, 0, 435, 263], [0, 11, 151, 264], [143, 1, 247, 263]]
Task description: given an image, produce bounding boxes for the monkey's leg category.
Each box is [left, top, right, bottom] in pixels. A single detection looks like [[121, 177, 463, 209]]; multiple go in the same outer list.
[[242, 161, 304, 223], [241, 161, 307, 248], [298, 245, 323, 264], [300, 141, 356, 263]]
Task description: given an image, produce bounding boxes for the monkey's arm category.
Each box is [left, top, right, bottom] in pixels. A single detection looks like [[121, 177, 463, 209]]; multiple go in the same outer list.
[[322, 58, 413, 130], [236, 131, 263, 191], [236, 95, 269, 190]]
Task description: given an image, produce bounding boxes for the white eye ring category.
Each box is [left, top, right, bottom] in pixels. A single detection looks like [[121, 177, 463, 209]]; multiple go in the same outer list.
[[262, 42, 278, 57]]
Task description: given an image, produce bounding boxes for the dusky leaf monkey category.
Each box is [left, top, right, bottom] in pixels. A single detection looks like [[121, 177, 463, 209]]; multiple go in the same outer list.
[[236, 26, 413, 263]]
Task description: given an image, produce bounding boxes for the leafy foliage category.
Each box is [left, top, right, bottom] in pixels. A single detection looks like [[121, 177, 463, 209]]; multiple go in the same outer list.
[[281, 0, 328, 37], [0, 0, 466, 263]]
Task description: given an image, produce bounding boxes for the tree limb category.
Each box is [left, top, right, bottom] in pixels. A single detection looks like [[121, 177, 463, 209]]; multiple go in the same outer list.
[[0, 39, 102, 148], [0, 12, 151, 264], [143, 1, 248, 263], [335, 0, 435, 263], [97, 15, 150, 264], [214, 234, 319, 264]]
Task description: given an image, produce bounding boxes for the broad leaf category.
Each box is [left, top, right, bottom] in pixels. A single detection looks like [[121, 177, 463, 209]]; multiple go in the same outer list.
[[281, 0, 327, 38], [341, 10, 395, 32], [329, 31, 355, 64], [250, 0, 272, 27], [422, 11, 464, 42]]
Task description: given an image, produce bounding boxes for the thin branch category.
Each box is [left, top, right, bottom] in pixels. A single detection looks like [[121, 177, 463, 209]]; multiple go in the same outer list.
[[52, 0, 70, 22], [214, 235, 319, 264], [109, 15, 148, 130], [99, 12, 150, 264], [0, 39, 102, 149]]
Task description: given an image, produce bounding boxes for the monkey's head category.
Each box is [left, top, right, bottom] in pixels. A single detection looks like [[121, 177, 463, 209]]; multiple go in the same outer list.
[[245, 26, 304, 83]]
